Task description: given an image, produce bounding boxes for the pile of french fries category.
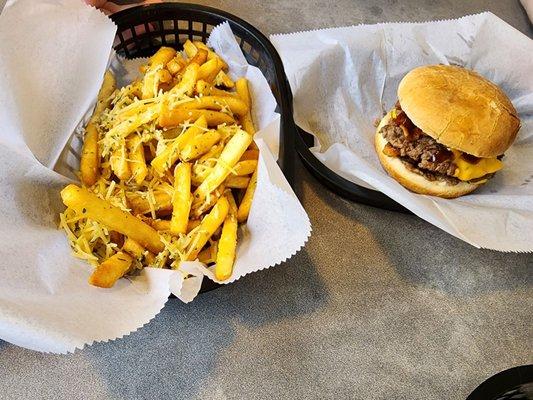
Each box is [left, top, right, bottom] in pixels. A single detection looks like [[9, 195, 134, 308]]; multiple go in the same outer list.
[[59, 40, 259, 288]]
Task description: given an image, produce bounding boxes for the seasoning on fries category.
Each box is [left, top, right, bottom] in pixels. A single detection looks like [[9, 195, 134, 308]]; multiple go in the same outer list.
[[59, 40, 259, 288]]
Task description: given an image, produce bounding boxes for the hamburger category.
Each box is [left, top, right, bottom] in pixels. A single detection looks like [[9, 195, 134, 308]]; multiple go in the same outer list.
[[375, 65, 520, 198]]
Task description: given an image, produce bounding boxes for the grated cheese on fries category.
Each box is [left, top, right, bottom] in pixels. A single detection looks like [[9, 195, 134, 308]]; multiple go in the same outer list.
[[60, 41, 259, 288]]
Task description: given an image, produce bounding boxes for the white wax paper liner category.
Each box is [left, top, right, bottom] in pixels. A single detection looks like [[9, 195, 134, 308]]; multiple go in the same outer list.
[[0, 1, 310, 353], [271, 12, 533, 252]]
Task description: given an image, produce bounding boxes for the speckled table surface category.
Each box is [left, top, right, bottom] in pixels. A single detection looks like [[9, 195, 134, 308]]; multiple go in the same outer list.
[[0, 1, 532, 399]]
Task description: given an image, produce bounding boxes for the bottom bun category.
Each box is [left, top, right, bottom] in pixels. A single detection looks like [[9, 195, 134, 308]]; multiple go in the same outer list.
[[374, 117, 482, 199]]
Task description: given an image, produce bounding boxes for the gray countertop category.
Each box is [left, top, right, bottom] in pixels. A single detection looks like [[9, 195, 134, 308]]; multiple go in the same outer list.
[[1, 1, 532, 399]]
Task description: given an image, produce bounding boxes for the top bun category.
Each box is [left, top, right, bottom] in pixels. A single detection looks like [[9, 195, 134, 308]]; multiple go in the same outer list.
[[398, 65, 520, 158]]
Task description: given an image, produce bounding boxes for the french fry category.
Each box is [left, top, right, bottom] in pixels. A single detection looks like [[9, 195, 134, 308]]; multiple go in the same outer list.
[[186, 196, 229, 261], [198, 142, 224, 164], [80, 123, 101, 187], [142, 47, 176, 99], [233, 160, 258, 176], [170, 162, 192, 235], [150, 219, 171, 231], [195, 80, 236, 98], [198, 57, 224, 82], [159, 106, 234, 128], [166, 54, 186, 75], [180, 129, 221, 162], [237, 166, 258, 223], [89, 251, 133, 288], [144, 251, 156, 265], [215, 192, 238, 280], [198, 243, 217, 264], [80, 71, 116, 186], [168, 62, 198, 98], [138, 216, 172, 231], [236, 78, 256, 135], [191, 164, 211, 186], [239, 149, 259, 161], [189, 48, 208, 66], [122, 238, 145, 259], [151, 115, 207, 174], [187, 219, 201, 233], [214, 70, 234, 88], [183, 39, 197, 58], [94, 71, 117, 115], [225, 176, 250, 189], [61, 185, 163, 253], [190, 184, 225, 219], [180, 96, 248, 117], [110, 144, 131, 181], [194, 129, 253, 205], [127, 190, 173, 216], [157, 69, 173, 83], [193, 41, 228, 69], [126, 135, 148, 185]]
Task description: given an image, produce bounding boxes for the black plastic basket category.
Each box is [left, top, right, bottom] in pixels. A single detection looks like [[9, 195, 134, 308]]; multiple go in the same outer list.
[[295, 127, 408, 213], [110, 2, 296, 293]]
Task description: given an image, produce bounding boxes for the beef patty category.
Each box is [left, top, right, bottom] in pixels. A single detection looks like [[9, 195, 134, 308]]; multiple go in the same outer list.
[[379, 107, 460, 184]]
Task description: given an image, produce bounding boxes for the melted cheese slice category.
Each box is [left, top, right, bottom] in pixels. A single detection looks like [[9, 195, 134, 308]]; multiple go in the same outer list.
[[452, 150, 503, 181]]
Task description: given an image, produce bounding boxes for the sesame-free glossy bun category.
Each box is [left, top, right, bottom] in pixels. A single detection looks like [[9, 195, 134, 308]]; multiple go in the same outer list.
[[398, 65, 520, 158]]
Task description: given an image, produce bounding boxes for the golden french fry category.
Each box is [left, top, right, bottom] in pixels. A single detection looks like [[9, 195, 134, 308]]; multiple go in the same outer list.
[[94, 71, 116, 116], [157, 69, 172, 83], [170, 162, 192, 235], [239, 114, 256, 136], [190, 184, 225, 219], [198, 57, 224, 82], [110, 144, 131, 181], [237, 166, 258, 223], [233, 160, 257, 176], [214, 70, 234, 88], [195, 80, 236, 98], [122, 238, 145, 259], [151, 115, 207, 174], [198, 142, 224, 163], [193, 41, 228, 68], [80, 71, 116, 186], [189, 48, 208, 66], [126, 135, 148, 185], [61, 185, 163, 253], [198, 243, 217, 264], [166, 55, 186, 75], [127, 190, 173, 216], [236, 78, 256, 135], [142, 47, 176, 99], [130, 79, 142, 99], [191, 164, 211, 186], [168, 62, 198, 98], [181, 96, 248, 117], [138, 216, 172, 231], [183, 39, 197, 58], [215, 206, 237, 280], [180, 129, 221, 162], [225, 175, 250, 189], [194, 129, 252, 205], [80, 122, 101, 187], [89, 251, 133, 288], [187, 219, 201, 233], [144, 251, 156, 265], [240, 149, 259, 161], [159, 106, 234, 128], [186, 196, 229, 261], [151, 219, 171, 231]]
